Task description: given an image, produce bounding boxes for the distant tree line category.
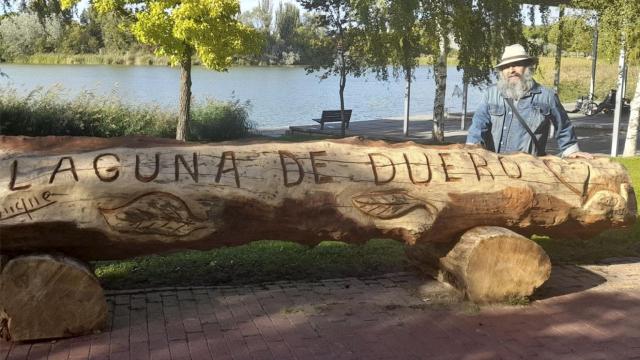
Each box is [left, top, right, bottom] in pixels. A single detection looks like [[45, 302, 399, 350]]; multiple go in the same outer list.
[[239, 0, 325, 65], [0, 0, 324, 65], [1, 0, 600, 65], [0, 3, 137, 61]]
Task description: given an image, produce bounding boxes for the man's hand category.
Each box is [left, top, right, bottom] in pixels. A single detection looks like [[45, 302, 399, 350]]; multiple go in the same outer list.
[[564, 151, 594, 159]]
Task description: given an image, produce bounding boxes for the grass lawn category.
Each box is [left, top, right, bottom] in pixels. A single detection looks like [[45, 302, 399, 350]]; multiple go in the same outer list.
[[418, 55, 638, 104], [95, 239, 408, 290], [94, 150, 640, 290], [534, 57, 637, 104], [533, 157, 640, 263]]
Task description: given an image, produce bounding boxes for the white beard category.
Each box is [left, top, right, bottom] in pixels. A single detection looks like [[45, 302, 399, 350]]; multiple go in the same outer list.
[[497, 67, 535, 100]]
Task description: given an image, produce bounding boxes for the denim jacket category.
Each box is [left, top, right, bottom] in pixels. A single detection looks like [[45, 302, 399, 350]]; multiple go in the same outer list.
[[466, 82, 580, 157]]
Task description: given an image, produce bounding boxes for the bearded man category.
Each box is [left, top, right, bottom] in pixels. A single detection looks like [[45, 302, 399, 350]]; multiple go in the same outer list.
[[466, 44, 591, 159]]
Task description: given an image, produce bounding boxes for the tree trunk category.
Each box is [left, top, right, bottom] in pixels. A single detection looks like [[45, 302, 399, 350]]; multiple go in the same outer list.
[[611, 38, 626, 157], [1, 136, 635, 262], [337, 20, 347, 138], [339, 63, 347, 138], [403, 66, 411, 136], [410, 226, 551, 303], [432, 31, 448, 143], [0, 255, 108, 341], [623, 72, 640, 156], [589, 15, 599, 100], [461, 80, 468, 130], [553, 5, 564, 93], [176, 51, 193, 141]]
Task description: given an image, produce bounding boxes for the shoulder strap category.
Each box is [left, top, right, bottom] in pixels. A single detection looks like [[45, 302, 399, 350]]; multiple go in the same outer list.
[[504, 98, 544, 156]]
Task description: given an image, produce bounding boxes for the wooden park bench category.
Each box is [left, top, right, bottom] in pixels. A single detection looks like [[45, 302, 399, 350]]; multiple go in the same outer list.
[[313, 109, 352, 129]]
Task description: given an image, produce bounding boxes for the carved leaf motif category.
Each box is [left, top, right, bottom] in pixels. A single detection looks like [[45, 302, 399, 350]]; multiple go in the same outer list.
[[99, 192, 207, 237], [352, 189, 429, 219]]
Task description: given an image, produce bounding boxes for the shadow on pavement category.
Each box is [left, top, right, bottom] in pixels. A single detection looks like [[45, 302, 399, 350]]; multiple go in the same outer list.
[[532, 265, 606, 301]]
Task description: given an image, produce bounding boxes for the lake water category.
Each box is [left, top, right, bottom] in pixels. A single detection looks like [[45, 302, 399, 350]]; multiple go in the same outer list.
[[0, 64, 486, 129]]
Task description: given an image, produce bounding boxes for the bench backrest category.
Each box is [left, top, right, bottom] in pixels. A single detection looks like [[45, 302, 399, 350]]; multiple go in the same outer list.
[[321, 110, 352, 121]]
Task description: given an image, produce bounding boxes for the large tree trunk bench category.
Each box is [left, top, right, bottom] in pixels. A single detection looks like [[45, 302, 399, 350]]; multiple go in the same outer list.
[[0, 136, 635, 340]]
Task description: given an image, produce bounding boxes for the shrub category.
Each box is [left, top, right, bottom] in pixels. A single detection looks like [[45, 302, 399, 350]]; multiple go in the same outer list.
[[190, 98, 255, 142], [0, 86, 254, 142], [0, 86, 175, 137]]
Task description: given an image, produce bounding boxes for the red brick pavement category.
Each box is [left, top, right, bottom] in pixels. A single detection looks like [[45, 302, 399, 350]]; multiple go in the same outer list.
[[2, 259, 640, 360]]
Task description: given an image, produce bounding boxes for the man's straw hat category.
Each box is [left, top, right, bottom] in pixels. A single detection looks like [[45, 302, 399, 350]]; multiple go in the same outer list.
[[495, 44, 536, 69]]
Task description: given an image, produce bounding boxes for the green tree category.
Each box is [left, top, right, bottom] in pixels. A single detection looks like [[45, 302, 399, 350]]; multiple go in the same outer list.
[[240, 0, 278, 64], [300, 0, 368, 137], [423, 0, 525, 141], [547, 15, 593, 56], [276, 2, 300, 45], [97, 11, 136, 54], [572, 0, 639, 156], [423, 0, 452, 141], [240, 0, 273, 33], [58, 22, 101, 54], [63, 0, 262, 141], [294, 13, 327, 64], [355, 0, 428, 136], [450, 0, 527, 133], [0, 11, 62, 59], [275, 2, 302, 64], [1, 0, 73, 23]]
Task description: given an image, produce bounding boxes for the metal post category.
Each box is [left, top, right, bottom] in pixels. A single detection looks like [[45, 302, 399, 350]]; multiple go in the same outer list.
[[611, 38, 626, 157], [589, 13, 599, 101]]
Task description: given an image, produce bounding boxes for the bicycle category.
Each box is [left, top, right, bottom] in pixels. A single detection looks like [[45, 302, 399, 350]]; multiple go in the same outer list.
[[570, 89, 630, 116]]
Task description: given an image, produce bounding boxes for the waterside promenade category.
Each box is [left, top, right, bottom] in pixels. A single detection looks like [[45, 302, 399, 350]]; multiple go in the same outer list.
[[286, 109, 636, 156]]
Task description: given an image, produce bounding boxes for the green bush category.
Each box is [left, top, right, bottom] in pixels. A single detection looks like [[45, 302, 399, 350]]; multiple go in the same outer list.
[[190, 98, 255, 142], [0, 86, 254, 141], [0, 86, 175, 137]]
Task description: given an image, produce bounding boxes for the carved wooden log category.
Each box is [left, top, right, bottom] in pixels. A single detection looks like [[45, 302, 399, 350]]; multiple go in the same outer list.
[[0, 135, 636, 338], [0, 136, 635, 260], [0, 254, 108, 341], [409, 226, 552, 303]]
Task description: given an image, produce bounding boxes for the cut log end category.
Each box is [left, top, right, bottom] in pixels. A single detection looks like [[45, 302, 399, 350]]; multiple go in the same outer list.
[[0, 255, 108, 341], [410, 226, 552, 304]]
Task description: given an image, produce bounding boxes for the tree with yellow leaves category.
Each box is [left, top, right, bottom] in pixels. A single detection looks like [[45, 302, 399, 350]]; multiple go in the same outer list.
[[62, 0, 263, 140]]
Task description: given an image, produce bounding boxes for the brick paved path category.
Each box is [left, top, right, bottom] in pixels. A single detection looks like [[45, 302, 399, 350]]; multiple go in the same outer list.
[[2, 260, 640, 360]]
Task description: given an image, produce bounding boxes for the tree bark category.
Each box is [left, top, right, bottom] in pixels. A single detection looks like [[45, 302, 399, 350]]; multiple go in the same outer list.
[[432, 31, 448, 143], [339, 56, 347, 138], [0, 136, 635, 261], [611, 39, 626, 156], [461, 80, 468, 130], [622, 72, 640, 156], [404, 66, 411, 136], [176, 50, 193, 141], [0, 255, 108, 341], [337, 16, 347, 138], [553, 5, 564, 93]]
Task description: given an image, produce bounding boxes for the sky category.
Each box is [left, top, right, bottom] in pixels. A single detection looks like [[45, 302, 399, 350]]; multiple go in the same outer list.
[[68, 0, 289, 17], [240, 1, 562, 25], [240, 0, 261, 12], [4, 0, 568, 26]]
